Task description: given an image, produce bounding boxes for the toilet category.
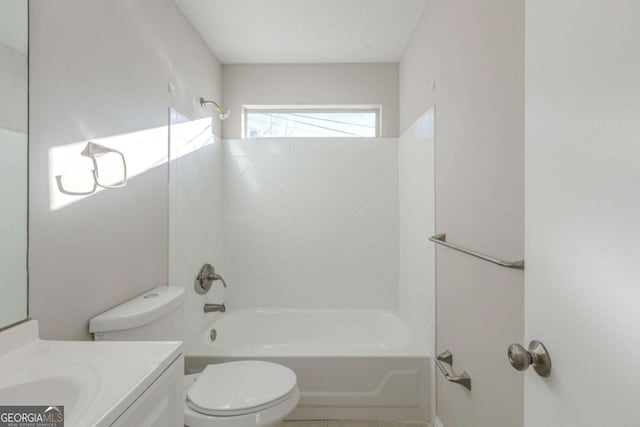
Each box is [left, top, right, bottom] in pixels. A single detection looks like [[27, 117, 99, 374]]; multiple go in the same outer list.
[[89, 285, 299, 427]]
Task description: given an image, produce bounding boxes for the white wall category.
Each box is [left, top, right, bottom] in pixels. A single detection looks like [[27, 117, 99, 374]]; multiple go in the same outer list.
[[222, 63, 399, 139], [400, 1, 525, 426], [525, 1, 640, 426], [29, 0, 222, 340], [169, 112, 225, 342], [223, 138, 398, 309]]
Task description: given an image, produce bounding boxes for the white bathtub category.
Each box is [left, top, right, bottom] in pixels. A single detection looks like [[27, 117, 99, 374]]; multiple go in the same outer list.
[[185, 309, 431, 422]]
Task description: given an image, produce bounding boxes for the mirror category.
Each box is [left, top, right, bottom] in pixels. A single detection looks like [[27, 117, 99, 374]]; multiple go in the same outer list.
[[0, 2, 28, 328]]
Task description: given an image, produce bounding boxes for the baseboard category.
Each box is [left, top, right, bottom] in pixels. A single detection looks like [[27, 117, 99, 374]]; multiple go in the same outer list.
[[433, 416, 444, 427]]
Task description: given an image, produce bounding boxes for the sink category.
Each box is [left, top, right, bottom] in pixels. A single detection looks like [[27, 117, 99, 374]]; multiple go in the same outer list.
[[0, 320, 182, 426], [0, 377, 80, 413]]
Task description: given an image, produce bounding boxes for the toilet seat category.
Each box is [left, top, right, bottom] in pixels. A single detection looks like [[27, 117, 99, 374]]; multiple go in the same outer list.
[[186, 361, 298, 417]]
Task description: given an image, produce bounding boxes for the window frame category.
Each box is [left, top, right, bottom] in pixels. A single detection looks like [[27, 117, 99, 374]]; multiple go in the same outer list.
[[242, 105, 382, 139]]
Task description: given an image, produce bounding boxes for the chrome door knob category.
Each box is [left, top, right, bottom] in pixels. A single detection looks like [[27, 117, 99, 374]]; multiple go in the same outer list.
[[507, 344, 532, 371], [507, 340, 552, 377]]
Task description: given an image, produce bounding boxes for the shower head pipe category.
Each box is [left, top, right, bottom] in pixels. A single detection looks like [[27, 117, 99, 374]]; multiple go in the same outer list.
[[200, 97, 231, 120]]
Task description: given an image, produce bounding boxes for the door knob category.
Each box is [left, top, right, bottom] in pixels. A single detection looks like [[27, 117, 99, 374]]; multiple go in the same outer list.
[[508, 340, 552, 377]]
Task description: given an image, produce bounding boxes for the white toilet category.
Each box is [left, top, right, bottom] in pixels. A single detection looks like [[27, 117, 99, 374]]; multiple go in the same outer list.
[[89, 286, 299, 427]]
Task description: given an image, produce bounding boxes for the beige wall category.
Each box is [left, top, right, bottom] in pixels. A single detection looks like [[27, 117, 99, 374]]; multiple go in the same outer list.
[[29, 0, 222, 340], [400, 1, 525, 426], [222, 63, 399, 139]]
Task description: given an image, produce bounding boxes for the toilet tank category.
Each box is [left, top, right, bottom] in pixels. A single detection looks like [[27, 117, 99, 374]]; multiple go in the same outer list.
[[89, 285, 185, 341]]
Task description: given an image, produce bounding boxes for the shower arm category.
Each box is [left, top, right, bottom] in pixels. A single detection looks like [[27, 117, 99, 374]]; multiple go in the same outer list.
[[200, 97, 223, 111], [199, 97, 231, 120]]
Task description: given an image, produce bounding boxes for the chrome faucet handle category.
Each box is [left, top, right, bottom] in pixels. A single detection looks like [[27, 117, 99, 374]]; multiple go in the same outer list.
[[195, 263, 227, 294], [210, 273, 227, 288]]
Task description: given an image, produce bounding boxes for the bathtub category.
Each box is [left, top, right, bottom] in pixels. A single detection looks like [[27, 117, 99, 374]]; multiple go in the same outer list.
[[185, 309, 431, 422]]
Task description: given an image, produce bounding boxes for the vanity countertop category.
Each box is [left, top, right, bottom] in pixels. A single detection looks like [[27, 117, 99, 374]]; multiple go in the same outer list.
[[0, 320, 182, 427]]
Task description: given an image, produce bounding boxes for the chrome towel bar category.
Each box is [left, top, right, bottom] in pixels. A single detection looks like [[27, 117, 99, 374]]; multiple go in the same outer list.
[[429, 233, 524, 270], [436, 350, 471, 391]]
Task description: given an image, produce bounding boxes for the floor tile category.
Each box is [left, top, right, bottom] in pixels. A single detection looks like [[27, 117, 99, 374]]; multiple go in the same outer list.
[[280, 422, 328, 427], [327, 421, 381, 427], [381, 423, 431, 427], [280, 421, 431, 427]]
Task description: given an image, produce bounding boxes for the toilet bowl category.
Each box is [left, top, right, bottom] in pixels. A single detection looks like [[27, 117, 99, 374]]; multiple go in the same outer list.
[[184, 361, 300, 427], [88, 286, 300, 427]]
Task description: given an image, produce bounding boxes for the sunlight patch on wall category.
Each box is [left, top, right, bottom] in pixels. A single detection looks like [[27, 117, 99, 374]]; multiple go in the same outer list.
[[169, 113, 214, 162], [48, 124, 169, 211], [48, 113, 215, 211]]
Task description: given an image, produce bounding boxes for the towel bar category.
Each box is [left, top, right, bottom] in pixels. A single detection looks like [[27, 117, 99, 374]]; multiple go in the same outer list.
[[429, 233, 524, 270]]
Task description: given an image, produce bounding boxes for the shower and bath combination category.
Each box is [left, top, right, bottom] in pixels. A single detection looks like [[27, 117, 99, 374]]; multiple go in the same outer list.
[[196, 263, 228, 313]]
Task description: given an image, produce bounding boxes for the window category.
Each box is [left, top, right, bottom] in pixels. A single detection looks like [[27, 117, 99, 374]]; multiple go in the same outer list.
[[244, 107, 380, 138]]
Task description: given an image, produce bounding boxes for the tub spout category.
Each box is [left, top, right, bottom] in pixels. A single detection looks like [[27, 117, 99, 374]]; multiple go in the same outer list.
[[204, 303, 226, 313]]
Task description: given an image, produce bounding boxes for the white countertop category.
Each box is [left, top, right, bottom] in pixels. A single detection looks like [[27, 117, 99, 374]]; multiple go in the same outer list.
[[0, 320, 182, 427]]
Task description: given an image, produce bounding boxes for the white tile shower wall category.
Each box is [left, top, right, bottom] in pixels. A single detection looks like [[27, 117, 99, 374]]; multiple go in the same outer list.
[[398, 109, 436, 414], [398, 110, 435, 347], [169, 113, 225, 341], [222, 138, 399, 309]]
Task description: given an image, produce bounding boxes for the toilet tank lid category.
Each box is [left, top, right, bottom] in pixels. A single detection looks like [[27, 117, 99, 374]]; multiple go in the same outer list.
[[89, 286, 184, 334]]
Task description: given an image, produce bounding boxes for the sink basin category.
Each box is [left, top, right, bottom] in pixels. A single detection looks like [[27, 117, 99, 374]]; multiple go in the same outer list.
[[0, 377, 80, 413], [0, 320, 182, 426]]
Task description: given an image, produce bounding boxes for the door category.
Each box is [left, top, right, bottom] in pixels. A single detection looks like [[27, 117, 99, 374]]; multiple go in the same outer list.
[[524, 1, 640, 426]]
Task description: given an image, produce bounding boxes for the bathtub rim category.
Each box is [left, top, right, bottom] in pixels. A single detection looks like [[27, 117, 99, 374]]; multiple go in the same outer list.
[[185, 308, 431, 358]]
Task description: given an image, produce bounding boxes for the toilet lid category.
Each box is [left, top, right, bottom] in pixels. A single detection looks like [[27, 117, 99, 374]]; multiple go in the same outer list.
[[187, 361, 297, 416]]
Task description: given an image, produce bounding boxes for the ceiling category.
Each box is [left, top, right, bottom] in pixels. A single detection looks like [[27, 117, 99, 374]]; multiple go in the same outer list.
[[0, 1, 28, 54], [174, 0, 430, 64]]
